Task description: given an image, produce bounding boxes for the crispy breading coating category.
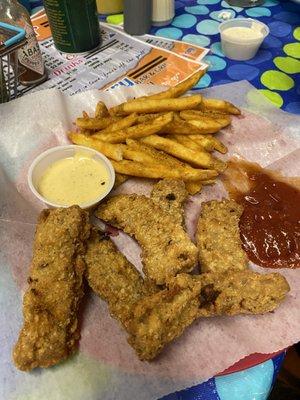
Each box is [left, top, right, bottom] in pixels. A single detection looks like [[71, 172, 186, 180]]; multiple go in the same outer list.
[[196, 199, 248, 273], [85, 230, 157, 328], [128, 271, 289, 361], [96, 194, 198, 285], [150, 179, 188, 226], [13, 206, 90, 372], [197, 270, 290, 317], [128, 274, 201, 361]]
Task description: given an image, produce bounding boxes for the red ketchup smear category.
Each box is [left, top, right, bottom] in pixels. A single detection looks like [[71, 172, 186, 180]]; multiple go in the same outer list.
[[237, 172, 300, 269], [223, 159, 300, 269]]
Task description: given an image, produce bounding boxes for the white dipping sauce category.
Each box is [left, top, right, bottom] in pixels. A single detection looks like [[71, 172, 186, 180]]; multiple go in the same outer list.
[[222, 26, 263, 41]]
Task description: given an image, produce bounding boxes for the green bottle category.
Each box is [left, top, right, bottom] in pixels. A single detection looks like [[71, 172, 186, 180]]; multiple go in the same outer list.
[[43, 0, 101, 54]]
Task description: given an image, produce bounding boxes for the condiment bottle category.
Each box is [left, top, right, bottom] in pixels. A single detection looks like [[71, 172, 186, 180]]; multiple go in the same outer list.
[[43, 0, 101, 54], [152, 0, 175, 27], [0, 0, 47, 86], [97, 0, 124, 14], [124, 0, 151, 36]]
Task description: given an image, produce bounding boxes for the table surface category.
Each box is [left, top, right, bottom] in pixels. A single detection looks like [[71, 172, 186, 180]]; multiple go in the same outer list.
[[150, 0, 300, 114]]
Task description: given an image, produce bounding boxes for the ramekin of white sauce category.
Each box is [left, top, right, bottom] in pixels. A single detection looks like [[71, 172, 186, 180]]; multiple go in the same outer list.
[[219, 18, 269, 61], [28, 145, 115, 209]]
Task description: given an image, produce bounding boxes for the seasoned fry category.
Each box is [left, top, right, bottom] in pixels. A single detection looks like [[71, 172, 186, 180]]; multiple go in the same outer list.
[[95, 101, 109, 118], [200, 98, 241, 115], [185, 119, 222, 134], [137, 113, 165, 124], [109, 95, 202, 116], [13, 206, 90, 371], [110, 159, 218, 181], [143, 69, 206, 100], [162, 118, 211, 135], [169, 135, 226, 173], [180, 110, 231, 128], [125, 139, 208, 194], [76, 116, 120, 130], [95, 113, 138, 134], [68, 132, 123, 161], [141, 135, 217, 169], [171, 134, 206, 152], [96, 194, 198, 284], [189, 134, 228, 154], [196, 200, 248, 273], [93, 113, 174, 143]]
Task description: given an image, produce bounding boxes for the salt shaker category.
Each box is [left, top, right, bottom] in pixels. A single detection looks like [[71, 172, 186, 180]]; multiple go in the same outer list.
[[124, 0, 151, 35], [152, 0, 175, 26]]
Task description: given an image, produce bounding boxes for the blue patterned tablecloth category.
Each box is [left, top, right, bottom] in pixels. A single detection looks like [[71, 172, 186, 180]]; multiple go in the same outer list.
[[151, 0, 300, 114]]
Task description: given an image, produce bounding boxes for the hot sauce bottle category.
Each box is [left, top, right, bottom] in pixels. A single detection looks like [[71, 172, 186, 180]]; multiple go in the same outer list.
[[0, 0, 47, 86]]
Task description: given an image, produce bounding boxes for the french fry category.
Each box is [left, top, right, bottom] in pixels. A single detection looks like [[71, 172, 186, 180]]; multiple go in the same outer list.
[[110, 159, 217, 181], [180, 110, 231, 128], [76, 116, 120, 130], [137, 113, 165, 124], [169, 135, 227, 173], [187, 119, 222, 134], [188, 135, 214, 152], [170, 135, 205, 152], [93, 113, 174, 144], [161, 114, 212, 135], [200, 98, 241, 115], [141, 135, 216, 169], [95, 113, 138, 134], [109, 95, 202, 116], [68, 132, 123, 161], [122, 145, 163, 165], [95, 101, 109, 118], [185, 181, 202, 196], [189, 134, 228, 154], [143, 69, 206, 100], [82, 111, 89, 119], [202, 179, 217, 185], [126, 139, 190, 170]]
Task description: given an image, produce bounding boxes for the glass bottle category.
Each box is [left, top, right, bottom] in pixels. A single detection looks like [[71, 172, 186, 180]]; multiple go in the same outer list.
[[0, 0, 47, 86]]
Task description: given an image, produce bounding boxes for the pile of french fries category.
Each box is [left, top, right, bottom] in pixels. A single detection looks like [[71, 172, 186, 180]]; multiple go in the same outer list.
[[69, 70, 241, 195]]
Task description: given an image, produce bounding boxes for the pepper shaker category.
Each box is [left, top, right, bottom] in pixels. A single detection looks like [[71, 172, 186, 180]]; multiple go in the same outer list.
[[152, 0, 175, 26], [124, 0, 151, 35]]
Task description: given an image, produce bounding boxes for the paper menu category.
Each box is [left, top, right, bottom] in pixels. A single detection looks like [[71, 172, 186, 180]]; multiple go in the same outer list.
[[0, 81, 300, 400]]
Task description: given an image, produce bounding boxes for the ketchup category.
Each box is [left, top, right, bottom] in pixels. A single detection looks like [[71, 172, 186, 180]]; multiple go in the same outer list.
[[224, 160, 300, 269]]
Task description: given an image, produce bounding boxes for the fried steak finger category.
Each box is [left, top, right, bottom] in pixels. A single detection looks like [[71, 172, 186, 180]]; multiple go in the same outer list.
[[13, 206, 90, 371], [198, 270, 290, 317], [128, 271, 289, 361], [128, 274, 201, 361], [150, 179, 188, 226], [85, 230, 157, 328], [196, 199, 248, 273], [96, 194, 198, 285]]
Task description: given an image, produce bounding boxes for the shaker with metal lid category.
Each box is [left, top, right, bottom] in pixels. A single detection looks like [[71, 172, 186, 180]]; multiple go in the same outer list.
[[152, 0, 175, 26], [124, 0, 151, 35]]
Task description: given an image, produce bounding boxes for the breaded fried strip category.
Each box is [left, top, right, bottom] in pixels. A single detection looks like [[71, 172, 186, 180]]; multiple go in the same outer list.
[[196, 199, 248, 273], [197, 270, 290, 317], [13, 206, 90, 371], [128, 271, 289, 360], [96, 194, 198, 285], [150, 179, 188, 226], [85, 230, 157, 328]]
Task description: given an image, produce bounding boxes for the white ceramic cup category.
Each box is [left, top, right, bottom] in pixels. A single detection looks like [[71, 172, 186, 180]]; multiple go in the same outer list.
[[219, 18, 269, 61], [28, 145, 115, 209]]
